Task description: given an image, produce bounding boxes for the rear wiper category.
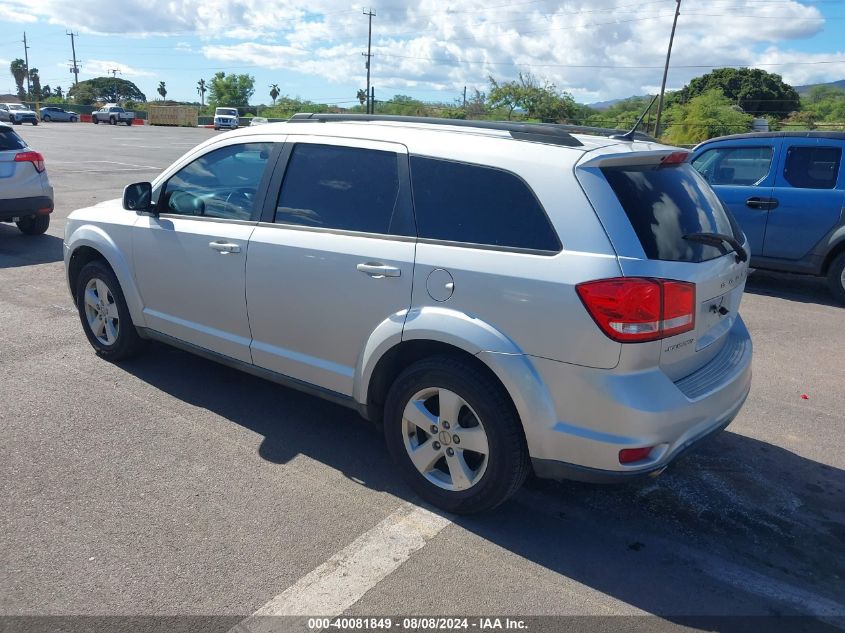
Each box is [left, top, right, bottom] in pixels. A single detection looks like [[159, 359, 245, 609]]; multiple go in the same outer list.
[[683, 232, 748, 263]]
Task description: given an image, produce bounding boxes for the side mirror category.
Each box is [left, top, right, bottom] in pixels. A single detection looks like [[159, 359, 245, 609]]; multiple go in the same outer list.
[[123, 182, 155, 215]]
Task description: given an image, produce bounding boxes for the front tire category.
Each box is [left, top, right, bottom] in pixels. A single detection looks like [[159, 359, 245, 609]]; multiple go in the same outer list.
[[109, 117, 117, 125], [75, 261, 144, 360], [32, 120, 37, 126], [43, 115, 51, 122], [93, 117, 99, 124], [384, 356, 530, 514], [16, 215, 50, 235], [827, 251, 845, 305]]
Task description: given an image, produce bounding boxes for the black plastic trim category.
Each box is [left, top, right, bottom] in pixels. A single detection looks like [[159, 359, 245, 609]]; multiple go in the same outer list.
[[0, 195, 54, 219]]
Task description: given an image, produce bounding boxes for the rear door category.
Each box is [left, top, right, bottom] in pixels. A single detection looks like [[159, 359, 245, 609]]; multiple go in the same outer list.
[[763, 139, 844, 260], [690, 138, 781, 257], [578, 150, 750, 381], [245, 136, 416, 396]]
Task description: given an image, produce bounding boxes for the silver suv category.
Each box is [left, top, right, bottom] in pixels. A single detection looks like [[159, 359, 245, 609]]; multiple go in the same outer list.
[[0, 123, 54, 234], [64, 115, 753, 513]]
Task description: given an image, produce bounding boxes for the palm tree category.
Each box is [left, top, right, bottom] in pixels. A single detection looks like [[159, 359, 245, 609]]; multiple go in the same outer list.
[[10, 59, 27, 100], [269, 84, 280, 106], [197, 79, 206, 106], [356, 88, 367, 107], [157, 81, 167, 101]]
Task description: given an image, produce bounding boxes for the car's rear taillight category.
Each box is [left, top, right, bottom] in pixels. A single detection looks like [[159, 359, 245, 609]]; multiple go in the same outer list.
[[576, 277, 695, 343], [15, 151, 45, 173]]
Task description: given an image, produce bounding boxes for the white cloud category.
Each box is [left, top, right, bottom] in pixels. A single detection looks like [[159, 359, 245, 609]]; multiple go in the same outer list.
[[80, 59, 155, 78], [0, 4, 36, 22], [4, 0, 843, 100]]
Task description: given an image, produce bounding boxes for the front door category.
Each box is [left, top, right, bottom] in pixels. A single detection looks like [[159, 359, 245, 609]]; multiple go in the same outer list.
[[132, 141, 276, 362], [691, 140, 781, 257], [763, 139, 845, 260], [246, 137, 416, 396]]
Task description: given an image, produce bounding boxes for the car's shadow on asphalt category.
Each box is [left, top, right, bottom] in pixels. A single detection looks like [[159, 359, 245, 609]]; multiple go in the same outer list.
[[745, 270, 841, 308], [0, 224, 63, 267], [121, 343, 845, 632]]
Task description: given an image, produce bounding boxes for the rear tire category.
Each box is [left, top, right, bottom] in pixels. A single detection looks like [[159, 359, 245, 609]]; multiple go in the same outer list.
[[75, 261, 144, 360], [43, 115, 51, 122], [383, 356, 530, 514], [16, 215, 50, 235], [827, 251, 845, 305]]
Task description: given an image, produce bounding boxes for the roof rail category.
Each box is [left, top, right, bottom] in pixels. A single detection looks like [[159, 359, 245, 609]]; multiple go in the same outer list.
[[288, 113, 585, 147]]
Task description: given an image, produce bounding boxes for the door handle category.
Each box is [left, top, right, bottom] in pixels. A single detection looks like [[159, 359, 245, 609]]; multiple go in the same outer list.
[[209, 241, 241, 254], [356, 262, 401, 278], [746, 197, 778, 210]]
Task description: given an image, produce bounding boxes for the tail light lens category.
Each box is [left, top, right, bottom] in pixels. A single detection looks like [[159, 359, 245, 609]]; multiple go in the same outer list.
[[576, 277, 695, 343], [15, 151, 45, 173]]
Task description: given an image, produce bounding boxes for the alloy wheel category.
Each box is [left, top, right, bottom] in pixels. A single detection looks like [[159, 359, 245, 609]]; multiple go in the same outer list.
[[402, 387, 490, 492], [83, 278, 120, 346]]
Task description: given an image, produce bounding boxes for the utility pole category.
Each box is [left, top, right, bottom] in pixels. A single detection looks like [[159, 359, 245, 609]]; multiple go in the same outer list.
[[22, 32, 31, 97], [362, 8, 376, 114], [654, 0, 681, 139], [462, 86, 467, 108], [109, 68, 120, 77], [67, 32, 80, 87]]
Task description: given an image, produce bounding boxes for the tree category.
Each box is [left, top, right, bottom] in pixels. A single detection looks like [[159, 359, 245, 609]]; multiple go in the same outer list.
[[68, 77, 146, 103], [356, 89, 367, 106], [10, 59, 27, 100], [663, 89, 753, 144], [801, 85, 845, 124], [676, 68, 800, 119], [197, 79, 206, 106], [487, 73, 576, 122], [208, 72, 255, 108], [28, 68, 41, 100], [269, 83, 280, 106], [157, 81, 167, 100], [54, 86, 63, 99]]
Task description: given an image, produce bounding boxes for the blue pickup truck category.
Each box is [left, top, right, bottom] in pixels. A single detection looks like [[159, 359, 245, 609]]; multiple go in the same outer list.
[[690, 131, 845, 303]]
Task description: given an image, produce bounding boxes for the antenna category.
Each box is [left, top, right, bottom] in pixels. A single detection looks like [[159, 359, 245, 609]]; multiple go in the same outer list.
[[610, 95, 659, 142]]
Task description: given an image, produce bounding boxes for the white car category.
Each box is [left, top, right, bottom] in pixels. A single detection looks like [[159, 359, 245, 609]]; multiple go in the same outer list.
[[0, 103, 38, 125], [214, 107, 239, 130], [0, 123, 54, 234], [63, 114, 752, 514], [249, 116, 269, 126]]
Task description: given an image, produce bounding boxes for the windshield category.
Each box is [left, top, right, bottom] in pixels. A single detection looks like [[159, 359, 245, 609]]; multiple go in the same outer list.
[[8, 104, 26, 111], [601, 163, 743, 263], [217, 109, 238, 117]]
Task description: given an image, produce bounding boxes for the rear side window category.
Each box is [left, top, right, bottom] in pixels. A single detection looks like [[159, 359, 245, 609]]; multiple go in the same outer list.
[[691, 146, 773, 186], [410, 156, 560, 252], [783, 146, 841, 189], [0, 129, 25, 151], [602, 163, 740, 263], [275, 144, 403, 235]]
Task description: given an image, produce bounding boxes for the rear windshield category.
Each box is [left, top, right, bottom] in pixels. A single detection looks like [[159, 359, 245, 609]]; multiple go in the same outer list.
[[0, 129, 26, 151], [601, 163, 741, 263]]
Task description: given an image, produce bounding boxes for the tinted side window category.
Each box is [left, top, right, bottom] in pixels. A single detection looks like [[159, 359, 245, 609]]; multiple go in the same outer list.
[[161, 142, 272, 220], [410, 156, 560, 252], [275, 144, 402, 234], [691, 146, 773, 186], [783, 146, 841, 189]]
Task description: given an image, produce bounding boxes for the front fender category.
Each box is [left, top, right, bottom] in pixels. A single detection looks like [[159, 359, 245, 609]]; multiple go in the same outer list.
[[65, 224, 146, 327]]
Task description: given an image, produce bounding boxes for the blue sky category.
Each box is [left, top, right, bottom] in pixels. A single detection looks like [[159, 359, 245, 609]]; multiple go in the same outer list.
[[1, 0, 844, 106]]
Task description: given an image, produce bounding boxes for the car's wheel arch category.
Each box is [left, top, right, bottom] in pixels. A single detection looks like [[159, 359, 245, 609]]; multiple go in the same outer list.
[[66, 230, 146, 327], [356, 307, 557, 458]]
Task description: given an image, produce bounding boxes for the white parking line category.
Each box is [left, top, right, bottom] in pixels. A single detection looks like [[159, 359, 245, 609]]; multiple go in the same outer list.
[[50, 160, 165, 169], [230, 503, 451, 632]]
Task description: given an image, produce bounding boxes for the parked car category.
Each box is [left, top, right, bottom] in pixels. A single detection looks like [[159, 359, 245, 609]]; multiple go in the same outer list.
[[0, 123, 54, 234], [691, 132, 845, 303], [249, 116, 269, 126], [64, 114, 752, 513], [0, 103, 38, 125], [213, 107, 239, 130], [40, 106, 79, 122], [92, 106, 134, 126]]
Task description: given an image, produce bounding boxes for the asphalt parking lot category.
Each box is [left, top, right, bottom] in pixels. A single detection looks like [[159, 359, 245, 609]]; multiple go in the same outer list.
[[1, 122, 844, 632]]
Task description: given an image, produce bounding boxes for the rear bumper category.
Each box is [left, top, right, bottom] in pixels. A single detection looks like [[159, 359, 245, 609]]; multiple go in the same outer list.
[[518, 316, 753, 479], [0, 195, 54, 221]]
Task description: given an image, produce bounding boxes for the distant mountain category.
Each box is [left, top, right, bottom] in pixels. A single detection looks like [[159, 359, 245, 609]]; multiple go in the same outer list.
[[794, 79, 845, 95], [587, 95, 651, 110]]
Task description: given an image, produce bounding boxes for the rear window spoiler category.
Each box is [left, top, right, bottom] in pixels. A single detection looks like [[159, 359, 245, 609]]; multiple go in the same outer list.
[[577, 149, 690, 169]]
